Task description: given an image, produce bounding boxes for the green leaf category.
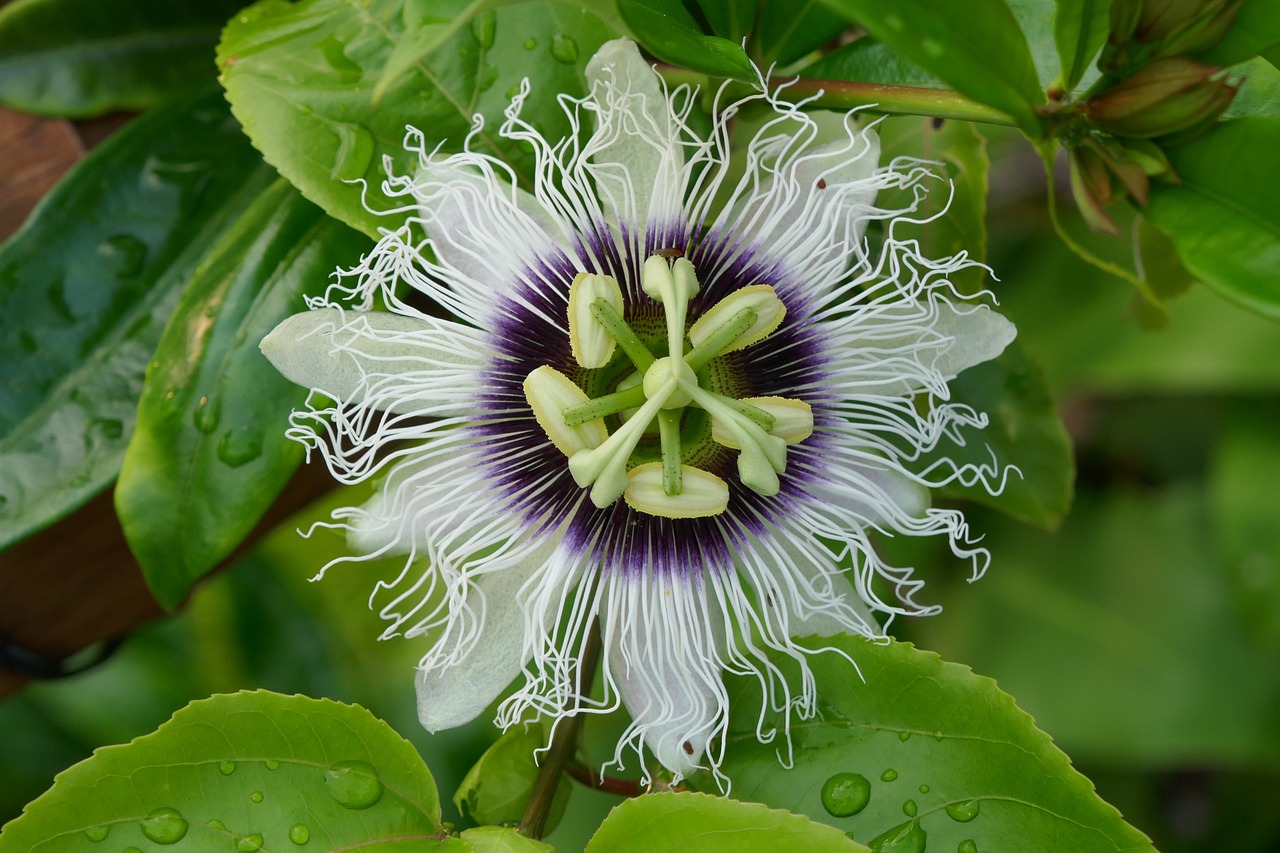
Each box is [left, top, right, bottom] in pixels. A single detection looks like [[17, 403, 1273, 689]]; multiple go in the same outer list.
[[1146, 117, 1280, 319], [801, 39, 943, 87], [0, 88, 275, 551], [1007, 0, 1066, 89], [707, 637, 1155, 852], [815, 0, 1046, 136], [0, 0, 246, 117], [0, 691, 447, 852], [696, 0, 755, 44], [756, 0, 847, 67], [1225, 56, 1280, 118], [585, 792, 870, 852], [875, 117, 990, 294], [219, 0, 616, 238], [454, 727, 570, 833], [373, 0, 499, 103], [1052, 0, 1112, 91], [114, 180, 371, 610], [1200, 0, 1280, 67], [918, 342, 1075, 529], [461, 826, 554, 852], [616, 0, 756, 79]]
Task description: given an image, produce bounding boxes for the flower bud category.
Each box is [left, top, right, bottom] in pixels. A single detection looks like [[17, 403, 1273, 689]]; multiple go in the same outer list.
[[1068, 147, 1120, 234], [1085, 57, 1236, 138]]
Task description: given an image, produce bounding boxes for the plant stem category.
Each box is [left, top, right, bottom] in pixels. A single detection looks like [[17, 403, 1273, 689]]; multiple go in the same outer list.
[[567, 761, 647, 797], [771, 76, 1018, 126], [520, 620, 603, 840]]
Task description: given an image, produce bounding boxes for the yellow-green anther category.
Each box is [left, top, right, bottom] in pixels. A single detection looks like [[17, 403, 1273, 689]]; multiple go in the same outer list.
[[713, 395, 776, 432], [680, 378, 785, 496], [713, 396, 812, 448], [523, 366, 609, 457], [624, 462, 728, 518], [569, 272, 624, 368], [684, 307, 756, 371], [568, 379, 675, 507], [590, 298, 653, 371], [562, 384, 647, 426], [688, 284, 786, 354], [658, 409, 683, 496]]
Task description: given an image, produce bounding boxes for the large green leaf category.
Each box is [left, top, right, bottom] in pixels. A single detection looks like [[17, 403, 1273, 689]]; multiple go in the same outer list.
[[755, 0, 847, 67], [616, 0, 756, 79], [0, 88, 275, 551], [1052, 0, 1112, 91], [1200, 0, 1280, 67], [816, 0, 1047, 136], [0, 691, 447, 852], [1146, 117, 1280, 319], [219, 0, 616, 238], [115, 179, 371, 610], [585, 792, 870, 852], [706, 637, 1154, 852], [800, 38, 943, 87], [0, 0, 246, 117], [454, 726, 570, 832]]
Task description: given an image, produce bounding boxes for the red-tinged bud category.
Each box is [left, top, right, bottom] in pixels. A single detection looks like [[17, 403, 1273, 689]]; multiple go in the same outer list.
[[1154, 78, 1239, 143], [1136, 0, 1204, 42], [1102, 0, 1146, 72], [1161, 0, 1241, 57], [1106, 151, 1152, 205], [1085, 58, 1235, 138], [1068, 148, 1120, 234], [1113, 138, 1177, 179]]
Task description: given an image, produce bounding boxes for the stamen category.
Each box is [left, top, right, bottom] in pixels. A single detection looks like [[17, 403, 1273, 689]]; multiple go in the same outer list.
[[568, 273, 624, 368], [687, 285, 786, 354], [713, 396, 813, 448], [683, 307, 756, 371], [590, 299, 654, 371], [569, 377, 676, 507], [679, 377, 786, 496], [523, 366, 609, 456], [624, 462, 729, 518]]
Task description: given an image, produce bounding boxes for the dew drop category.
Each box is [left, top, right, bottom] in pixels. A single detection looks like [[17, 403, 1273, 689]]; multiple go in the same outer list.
[[331, 123, 374, 181], [918, 784, 930, 794], [881, 769, 899, 782], [123, 848, 143, 853], [522, 36, 537, 50], [922, 38, 944, 57], [870, 819, 927, 853], [820, 772, 872, 817], [236, 833, 264, 852], [217, 430, 263, 467], [325, 760, 384, 809], [289, 823, 311, 845], [249, 791, 264, 803], [98, 234, 148, 279], [898, 731, 911, 742], [140, 807, 188, 845], [903, 799, 918, 817], [471, 11, 496, 49], [208, 819, 229, 832], [83, 824, 110, 842], [946, 799, 981, 823], [958, 841, 978, 853], [265, 759, 280, 771], [319, 35, 362, 83], [219, 761, 236, 776], [550, 33, 578, 63], [193, 396, 220, 434]]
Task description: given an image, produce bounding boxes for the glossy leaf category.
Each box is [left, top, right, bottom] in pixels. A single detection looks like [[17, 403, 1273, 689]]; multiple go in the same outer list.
[[756, 0, 847, 67], [616, 0, 755, 79], [1200, 0, 1280, 67], [876, 116, 990, 295], [917, 342, 1074, 529], [0, 691, 448, 852], [585, 792, 870, 852], [454, 726, 570, 832], [696, 0, 755, 44], [708, 637, 1155, 852], [1225, 56, 1280, 118], [816, 0, 1046, 135], [0, 88, 275, 551], [801, 38, 943, 87], [0, 0, 246, 117], [1007, 0, 1065, 89], [461, 827, 554, 852], [219, 0, 616, 237], [1146, 117, 1280, 318], [373, 0, 499, 102], [115, 180, 370, 610], [1053, 0, 1112, 90]]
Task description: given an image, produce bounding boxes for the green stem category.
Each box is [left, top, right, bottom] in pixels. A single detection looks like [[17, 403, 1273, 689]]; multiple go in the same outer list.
[[521, 620, 603, 840], [775, 76, 1018, 126]]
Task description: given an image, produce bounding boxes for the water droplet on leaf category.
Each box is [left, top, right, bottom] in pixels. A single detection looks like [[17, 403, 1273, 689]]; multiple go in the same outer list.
[[236, 833, 264, 852], [319, 35, 362, 83], [219, 761, 235, 775], [958, 840, 978, 853], [289, 823, 311, 845], [249, 791, 263, 803], [331, 124, 374, 181], [550, 33, 578, 63], [217, 430, 263, 467], [208, 819, 228, 832], [946, 799, 981, 823], [522, 37, 537, 50], [140, 807, 188, 845], [83, 824, 109, 842], [265, 759, 280, 770], [870, 819, 927, 853], [903, 799, 918, 817], [918, 784, 930, 794], [898, 731, 911, 742], [881, 769, 899, 782], [325, 760, 384, 809], [193, 396, 220, 433], [821, 772, 872, 817]]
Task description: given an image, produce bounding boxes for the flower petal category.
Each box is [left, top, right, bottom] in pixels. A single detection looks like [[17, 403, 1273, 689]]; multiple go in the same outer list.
[[261, 307, 485, 415], [931, 302, 1017, 378]]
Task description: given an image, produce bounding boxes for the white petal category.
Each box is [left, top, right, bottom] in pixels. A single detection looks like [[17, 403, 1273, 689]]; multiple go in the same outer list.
[[932, 303, 1017, 378], [585, 38, 684, 229], [811, 459, 930, 526], [260, 307, 484, 414]]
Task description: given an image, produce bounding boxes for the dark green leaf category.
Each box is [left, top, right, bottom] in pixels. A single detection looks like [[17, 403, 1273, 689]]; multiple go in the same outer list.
[[115, 180, 371, 610], [756, 0, 847, 67], [1199, 0, 1280, 67], [585, 792, 870, 852], [918, 342, 1074, 529], [708, 637, 1155, 852], [0, 88, 275, 550], [373, 0, 498, 102], [0, 691, 447, 852], [816, 0, 1047, 135], [454, 727, 570, 832], [696, 0, 755, 44], [1225, 56, 1280, 118], [461, 827, 553, 852], [1146, 117, 1280, 318], [1053, 0, 1112, 90], [0, 0, 246, 117], [617, 0, 756, 79], [1007, 0, 1066, 88], [876, 117, 990, 294], [219, 0, 616, 237], [801, 39, 943, 87]]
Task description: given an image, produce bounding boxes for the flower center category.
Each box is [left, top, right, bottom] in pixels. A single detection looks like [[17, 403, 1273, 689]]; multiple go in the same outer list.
[[523, 254, 813, 519]]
